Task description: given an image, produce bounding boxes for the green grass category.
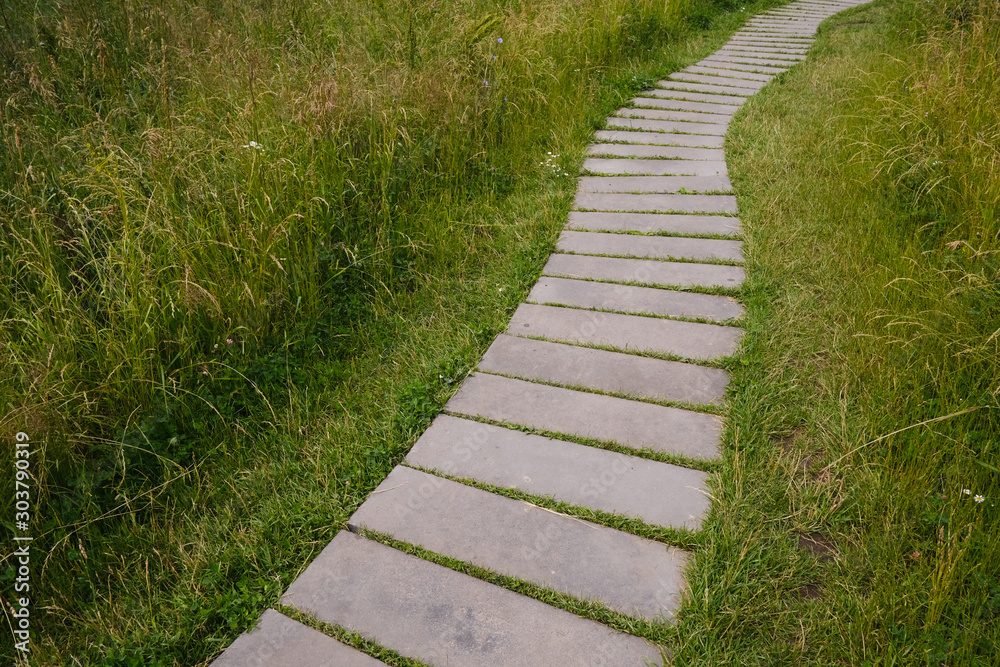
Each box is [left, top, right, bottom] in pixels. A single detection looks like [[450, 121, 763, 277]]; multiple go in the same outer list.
[[669, 0, 1000, 663], [0, 0, 791, 663]]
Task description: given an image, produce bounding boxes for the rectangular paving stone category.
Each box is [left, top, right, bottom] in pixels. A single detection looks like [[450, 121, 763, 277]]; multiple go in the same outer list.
[[616, 107, 732, 124], [576, 175, 732, 194], [582, 158, 729, 176], [724, 43, 811, 53], [446, 373, 723, 459], [566, 210, 739, 236], [211, 609, 385, 667], [716, 49, 806, 61], [593, 130, 724, 148], [575, 192, 737, 214], [641, 88, 747, 105], [406, 414, 713, 530], [654, 80, 754, 97], [543, 253, 745, 289], [480, 334, 731, 405], [727, 38, 812, 47], [704, 54, 804, 68], [508, 303, 742, 361], [739, 27, 817, 34], [557, 230, 743, 262], [632, 96, 742, 114], [349, 466, 691, 621], [527, 276, 745, 322], [745, 21, 822, 28], [282, 532, 662, 667], [606, 116, 727, 136], [587, 144, 726, 160], [684, 65, 774, 81], [695, 59, 788, 74], [669, 73, 766, 90]]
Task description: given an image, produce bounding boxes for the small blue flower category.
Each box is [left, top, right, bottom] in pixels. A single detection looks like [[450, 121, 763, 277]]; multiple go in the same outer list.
[[484, 80, 489, 86], [497, 38, 503, 44]]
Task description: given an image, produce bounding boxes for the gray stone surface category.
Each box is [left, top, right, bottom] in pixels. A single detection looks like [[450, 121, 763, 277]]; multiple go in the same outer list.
[[704, 54, 804, 68], [587, 144, 726, 160], [508, 303, 743, 361], [640, 88, 747, 105], [727, 39, 811, 48], [593, 130, 724, 148], [616, 107, 732, 124], [723, 44, 810, 55], [479, 334, 731, 405], [542, 253, 745, 289], [211, 609, 384, 667], [348, 466, 691, 620], [582, 158, 729, 176], [446, 373, 723, 459], [654, 81, 754, 97], [695, 59, 788, 74], [575, 192, 737, 214], [606, 116, 727, 136], [716, 49, 806, 61], [406, 414, 714, 529], [282, 532, 662, 667], [669, 73, 766, 90], [527, 276, 744, 322], [566, 210, 739, 235], [557, 230, 743, 262], [631, 96, 743, 114], [684, 65, 774, 81], [577, 175, 732, 194]]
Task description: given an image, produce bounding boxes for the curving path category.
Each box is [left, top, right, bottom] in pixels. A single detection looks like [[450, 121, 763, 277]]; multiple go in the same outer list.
[[212, 1, 868, 664]]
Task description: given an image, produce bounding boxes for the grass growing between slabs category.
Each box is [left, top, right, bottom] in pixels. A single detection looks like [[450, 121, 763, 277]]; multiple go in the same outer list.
[[0, 0, 795, 663], [671, 0, 1000, 664]]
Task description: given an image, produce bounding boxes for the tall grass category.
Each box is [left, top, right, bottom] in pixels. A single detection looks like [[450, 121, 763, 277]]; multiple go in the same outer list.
[[0, 0, 690, 512], [669, 1, 999, 662], [0, 0, 743, 662]]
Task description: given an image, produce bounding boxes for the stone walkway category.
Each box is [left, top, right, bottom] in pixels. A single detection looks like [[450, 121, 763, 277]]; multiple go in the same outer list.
[[212, 2, 867, 664]]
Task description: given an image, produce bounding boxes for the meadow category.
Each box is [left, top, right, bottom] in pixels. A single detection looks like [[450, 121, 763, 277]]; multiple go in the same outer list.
[[0, 0, 758, 663], [4, 0, 997, 663], [672, 0, 1000, 662]]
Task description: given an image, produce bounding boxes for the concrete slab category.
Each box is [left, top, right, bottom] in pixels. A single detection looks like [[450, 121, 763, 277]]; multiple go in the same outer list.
[[727, 38, 812, 45], [723, 43, 811, 54], [715, 49, 806, 61], [576, 175, 732, 194], [582, 158, 729, 176], [587, 144, 726, 160], [479, 334, 731, 405], [542, 253, 745, 289], [349, 466, 691, 621], [446, 373, 723, 459], [406, 414, 714, 529], [593, 130, 724, 148], [640, 88, 747, 106], [606, 116, 728, 136], [683, 65, 774, 81], [508, 303, 743, 361], [557, 230, 743, 262], [527, 276, 745, 322], [695, 60, 788, 74], [631, 96, 743, 114], [668, 73, 766, 90], [282, 533, 663, 667], [574, 192, 737, 214], [211, 609, 385, 667], [566, 210, 739, 236], [616, 107, 732, 124], [653, 81, 754, 97], [703, 54, 804, 68]]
